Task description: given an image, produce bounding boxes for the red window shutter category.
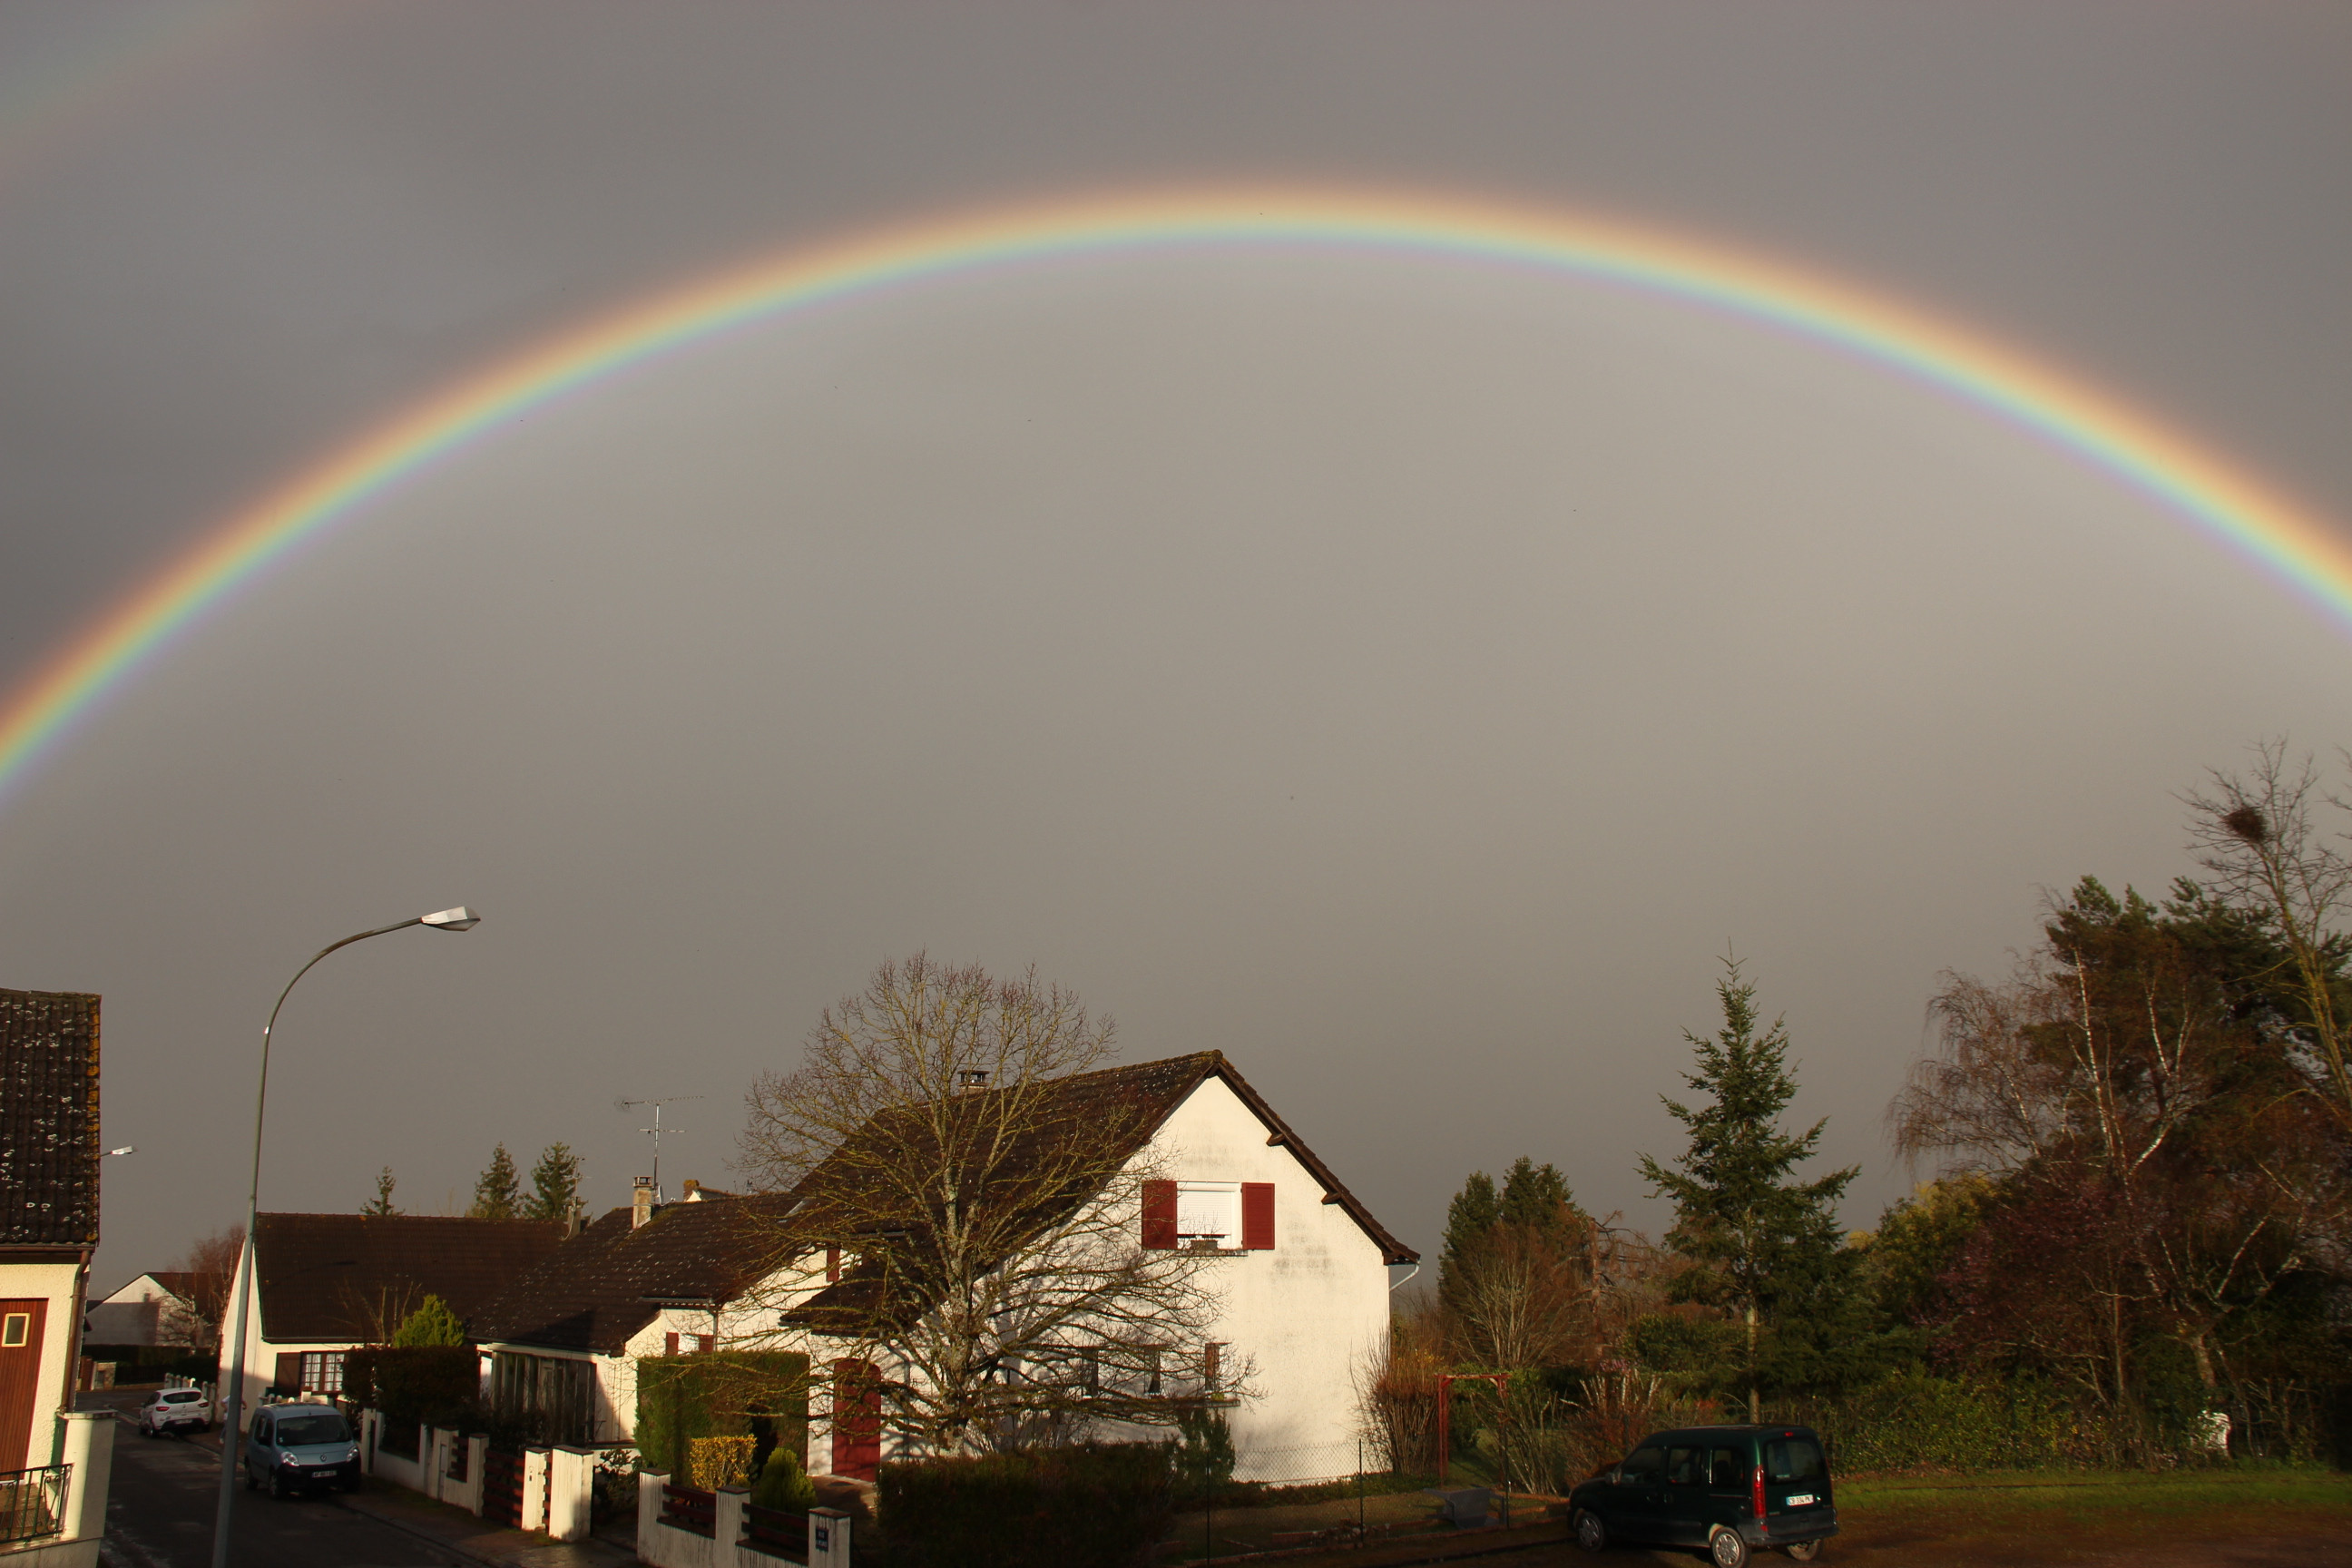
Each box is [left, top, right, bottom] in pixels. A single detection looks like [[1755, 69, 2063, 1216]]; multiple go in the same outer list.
[[273, 1352, 304, 1394], [663, 1332, 680, 1357], [697, 1334, 715, 1354], [826, 1247, 841, 1284], [1142, 1181, 1179, 1249], [1241, 1182, 1276, 1250]]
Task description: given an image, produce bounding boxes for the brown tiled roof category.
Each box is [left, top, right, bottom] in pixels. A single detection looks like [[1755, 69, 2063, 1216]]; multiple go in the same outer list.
[[470, 1196, 797, 1356], [788, 1051, 1415, 1327], [0, 988, 101, 1249], [252, 1213, 564, 1344], [477, 1052, 1416, 1355]]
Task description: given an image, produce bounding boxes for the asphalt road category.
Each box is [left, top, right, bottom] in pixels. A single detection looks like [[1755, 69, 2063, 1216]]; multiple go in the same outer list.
[[100, 1409, 466, 1568]]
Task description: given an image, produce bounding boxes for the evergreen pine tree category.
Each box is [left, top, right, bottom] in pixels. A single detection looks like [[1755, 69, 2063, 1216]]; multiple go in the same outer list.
[[1496, 1155, 1586, 1240], [524, 1142, 584, 1221], [1436, 1170, 1501, 1318], [364, 1167, 398, 1218], [390, 1293, 466, 1347], [470, 1143, 523, 1220], [1637, 958, 1856, 1421]]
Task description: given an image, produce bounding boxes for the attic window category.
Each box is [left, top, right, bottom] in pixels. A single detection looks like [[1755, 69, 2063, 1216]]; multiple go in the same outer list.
[[1176, 1182, 1240, 1244]]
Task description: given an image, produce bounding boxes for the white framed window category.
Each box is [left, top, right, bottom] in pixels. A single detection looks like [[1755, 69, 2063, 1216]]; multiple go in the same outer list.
[[1176, 1181, 1240, 1244], [301, 1351, 346, 1394], [0, 1314, 25, 1348]]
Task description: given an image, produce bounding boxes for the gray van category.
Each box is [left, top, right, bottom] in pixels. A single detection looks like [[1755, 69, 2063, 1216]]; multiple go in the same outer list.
[[243, 1403, 361, 1496], [1567, 1424, 1836, 1567]]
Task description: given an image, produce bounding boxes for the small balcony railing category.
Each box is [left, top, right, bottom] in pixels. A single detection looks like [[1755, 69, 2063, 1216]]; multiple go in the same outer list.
[[0, 1465, 68, 1544]]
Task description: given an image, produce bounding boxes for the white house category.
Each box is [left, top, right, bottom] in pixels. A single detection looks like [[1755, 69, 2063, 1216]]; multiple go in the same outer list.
[[472, 1053, 1416, 1484], [219, 1213, 564, 1426], [0, 985, 114, 1565], [83, 1272, 206, 1348]]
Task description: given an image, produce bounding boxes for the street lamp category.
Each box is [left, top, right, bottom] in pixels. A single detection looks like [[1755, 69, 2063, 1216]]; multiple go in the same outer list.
[[211, 906, 479, 1568]]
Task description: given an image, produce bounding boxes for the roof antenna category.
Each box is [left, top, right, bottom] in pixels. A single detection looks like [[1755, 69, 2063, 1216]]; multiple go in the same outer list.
[[616, 1096, 702, 1204]]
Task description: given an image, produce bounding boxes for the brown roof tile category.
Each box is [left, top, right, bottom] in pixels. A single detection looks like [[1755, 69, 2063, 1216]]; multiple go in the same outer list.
[[0, 988, 101, 1249], [252, 1213, 564, 1344], [470, 1196, 796, 1357]]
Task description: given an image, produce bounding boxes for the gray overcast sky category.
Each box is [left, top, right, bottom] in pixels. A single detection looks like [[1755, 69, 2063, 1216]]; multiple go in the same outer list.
[[1, 2, 2347, 1290]]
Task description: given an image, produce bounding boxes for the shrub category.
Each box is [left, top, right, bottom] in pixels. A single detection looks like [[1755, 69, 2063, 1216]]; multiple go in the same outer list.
[[880, 1443, 1176, 1568], [689, 1435, 758, 1490], [751, 1446, 818, 1514]]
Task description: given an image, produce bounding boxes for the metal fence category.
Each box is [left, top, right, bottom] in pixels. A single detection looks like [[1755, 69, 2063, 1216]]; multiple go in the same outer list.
[[0, 1465, 69, 1545]]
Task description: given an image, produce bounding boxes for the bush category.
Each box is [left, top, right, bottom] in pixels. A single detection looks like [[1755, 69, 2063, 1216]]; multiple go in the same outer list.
[[342, 1345, 479, 1426], [880, 1443, 1176, 1568], [689, 1435, 757, 1490], [751, 1446, 818, 1514]]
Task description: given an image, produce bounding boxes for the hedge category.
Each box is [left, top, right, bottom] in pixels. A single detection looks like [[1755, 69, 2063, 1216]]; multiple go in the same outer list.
[[879, 1443, 1176, 1568], [342, 1345, 479, 1426], [634, 1352, 809, 1480]]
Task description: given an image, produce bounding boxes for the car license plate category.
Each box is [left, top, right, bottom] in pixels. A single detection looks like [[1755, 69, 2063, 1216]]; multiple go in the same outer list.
[[1788, 1493, 1816, 1507]]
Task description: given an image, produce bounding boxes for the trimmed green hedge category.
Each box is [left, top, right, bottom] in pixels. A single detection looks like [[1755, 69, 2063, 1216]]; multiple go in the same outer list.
[[879, 1444, 1176, 1568], [634, 1352, 809, 1480]]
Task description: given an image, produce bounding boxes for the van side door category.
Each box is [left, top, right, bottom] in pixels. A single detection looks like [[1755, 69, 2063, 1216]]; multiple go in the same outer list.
[[1611, 1444, 1668, 1542], [1663, 1443, 1711, 1544], [1701, 1443, 1752, 1540]]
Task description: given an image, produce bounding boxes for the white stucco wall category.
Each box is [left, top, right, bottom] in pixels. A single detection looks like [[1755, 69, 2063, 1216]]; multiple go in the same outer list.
[[1143, 1076, 1391, 1476], [85, 1274, 198, 1348], [218, 1279, 355, 1429], [0, 1260, 86, 1467]]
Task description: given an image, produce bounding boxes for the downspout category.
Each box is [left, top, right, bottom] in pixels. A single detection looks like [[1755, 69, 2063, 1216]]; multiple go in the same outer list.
[[57, 1246, 93, 1465]]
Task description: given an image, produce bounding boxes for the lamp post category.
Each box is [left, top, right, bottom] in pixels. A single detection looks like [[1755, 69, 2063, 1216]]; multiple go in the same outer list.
[[211, 906, 480, 1568]]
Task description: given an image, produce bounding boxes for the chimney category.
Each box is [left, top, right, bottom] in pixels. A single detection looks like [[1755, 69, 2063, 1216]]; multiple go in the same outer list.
[[564, 1199, 587, 1240], [632, 1178, 656, 1229]]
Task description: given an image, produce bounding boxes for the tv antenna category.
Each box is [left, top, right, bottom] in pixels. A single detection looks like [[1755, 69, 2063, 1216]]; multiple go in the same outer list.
[[616, 1096, 702, 1202]]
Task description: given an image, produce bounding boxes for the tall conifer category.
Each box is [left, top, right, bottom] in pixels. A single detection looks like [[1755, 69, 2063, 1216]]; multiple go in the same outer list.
[[1638, 959, 1855, 1420]]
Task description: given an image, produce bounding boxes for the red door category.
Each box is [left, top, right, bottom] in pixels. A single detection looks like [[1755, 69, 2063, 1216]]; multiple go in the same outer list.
[[828, 1359, 879, 1481], [0, 1300, 49, 1472]]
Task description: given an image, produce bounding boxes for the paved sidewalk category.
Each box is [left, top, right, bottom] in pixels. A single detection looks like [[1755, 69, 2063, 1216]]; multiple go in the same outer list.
[[336, 1484, 639, 1568]]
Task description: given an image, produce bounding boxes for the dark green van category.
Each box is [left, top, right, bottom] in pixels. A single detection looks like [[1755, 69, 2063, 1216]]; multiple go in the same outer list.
[[1566, 1424, 1836, 1567]]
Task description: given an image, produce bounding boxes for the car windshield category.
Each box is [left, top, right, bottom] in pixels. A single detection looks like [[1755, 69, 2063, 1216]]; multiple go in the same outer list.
[[274, 1413, 350, 1446], [1766, 1437, 1825, 1483]]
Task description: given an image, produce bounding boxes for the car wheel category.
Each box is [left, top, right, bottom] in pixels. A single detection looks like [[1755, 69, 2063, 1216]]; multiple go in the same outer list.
[[1710, 1528, 1750, 1568], [1781, 1544, 1822, 1562], [244, 1463, 260, 1491], [270, 1468, 291, 1499], [1575, 1510, 1608, 1553]]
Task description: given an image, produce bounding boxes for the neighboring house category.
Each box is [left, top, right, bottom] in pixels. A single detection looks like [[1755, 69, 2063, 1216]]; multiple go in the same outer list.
[[220, 1214, 564, 1424], [471, 1185, 790, 1448], [0, 987, 102, 1471], [84, 1271, 210, 1348], [472, 1052, 1416, 1483]]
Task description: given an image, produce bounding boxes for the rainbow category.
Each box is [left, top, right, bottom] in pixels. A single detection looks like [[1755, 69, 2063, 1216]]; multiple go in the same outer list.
[[5, 185, 2348, 809]]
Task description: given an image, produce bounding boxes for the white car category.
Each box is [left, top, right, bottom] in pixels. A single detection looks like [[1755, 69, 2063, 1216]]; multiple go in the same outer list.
[[137, 1388, 212, 1436]]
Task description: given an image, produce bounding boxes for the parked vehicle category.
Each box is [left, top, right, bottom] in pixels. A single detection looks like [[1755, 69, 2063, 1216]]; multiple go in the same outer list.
[[1569, 1424, 1837, 1567], [136, 1387, 212, 1436], [243, 1403, 361, 1496]]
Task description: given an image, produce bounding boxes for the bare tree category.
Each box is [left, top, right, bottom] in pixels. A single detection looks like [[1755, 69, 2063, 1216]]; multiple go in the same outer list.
[[736, 955, 1237, 1455], [2183, 740, 2352, 1122], [167, 1225, 243, 1348]]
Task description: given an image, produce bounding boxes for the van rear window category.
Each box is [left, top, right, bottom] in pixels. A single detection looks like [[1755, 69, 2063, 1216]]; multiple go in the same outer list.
[[1766, 1437, 1825, 1482]]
